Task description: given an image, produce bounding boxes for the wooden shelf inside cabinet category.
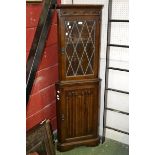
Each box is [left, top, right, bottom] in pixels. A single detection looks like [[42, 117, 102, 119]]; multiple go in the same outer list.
[[56, 5, 103, 152]]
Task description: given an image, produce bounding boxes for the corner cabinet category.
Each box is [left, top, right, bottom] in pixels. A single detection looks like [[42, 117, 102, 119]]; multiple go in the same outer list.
[[56, 5, 103, 151]]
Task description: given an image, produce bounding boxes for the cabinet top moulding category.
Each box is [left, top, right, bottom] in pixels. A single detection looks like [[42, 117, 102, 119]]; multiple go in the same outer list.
[[57, 4, 103, 9], [56, 5, 104, 16]]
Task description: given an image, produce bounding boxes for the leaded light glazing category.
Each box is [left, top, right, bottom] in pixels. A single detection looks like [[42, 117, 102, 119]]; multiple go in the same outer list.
[[65, 20, 96, 77]]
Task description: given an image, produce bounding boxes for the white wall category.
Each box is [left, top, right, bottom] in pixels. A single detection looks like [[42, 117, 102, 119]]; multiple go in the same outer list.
[[61, 0, 129, 145]]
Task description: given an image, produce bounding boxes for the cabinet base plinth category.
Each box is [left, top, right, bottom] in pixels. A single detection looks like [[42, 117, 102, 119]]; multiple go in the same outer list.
[[57, 137, 100, 152]]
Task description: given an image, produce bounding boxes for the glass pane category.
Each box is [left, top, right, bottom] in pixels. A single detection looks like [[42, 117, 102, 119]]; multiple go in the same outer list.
[[65, 20, 96, 77]]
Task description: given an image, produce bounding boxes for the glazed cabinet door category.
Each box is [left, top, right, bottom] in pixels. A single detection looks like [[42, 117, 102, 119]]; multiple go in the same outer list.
[[56, 81, 100, 143], [58, 14, 101, 81]]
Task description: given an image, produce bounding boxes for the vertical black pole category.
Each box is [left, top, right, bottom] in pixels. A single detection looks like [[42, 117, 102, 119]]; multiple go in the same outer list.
[[102, 0, 113, 143]]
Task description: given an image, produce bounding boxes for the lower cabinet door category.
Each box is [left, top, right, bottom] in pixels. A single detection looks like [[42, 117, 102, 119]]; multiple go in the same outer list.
[[56, 80, 100, 149]]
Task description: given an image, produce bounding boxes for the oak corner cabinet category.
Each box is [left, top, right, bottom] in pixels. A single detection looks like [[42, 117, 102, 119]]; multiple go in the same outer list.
[[56, 5, 103, 152]]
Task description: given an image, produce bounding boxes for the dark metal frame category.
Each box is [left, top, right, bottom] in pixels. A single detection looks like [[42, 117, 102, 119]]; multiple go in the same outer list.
[[102, 0, 129, 143], [26, 0, 57, 105], [106, 88, 129, 94], [105, 126, 129, 135], [105, 107, 129, 115], [109, 19, 129, 22], [108, 67, 129, 72], [108, 44, 129, 48]]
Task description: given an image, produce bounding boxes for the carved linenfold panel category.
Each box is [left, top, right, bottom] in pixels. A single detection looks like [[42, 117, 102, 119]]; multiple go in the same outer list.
[[65, 20, 96, 77], [65, 88, 94, 139]]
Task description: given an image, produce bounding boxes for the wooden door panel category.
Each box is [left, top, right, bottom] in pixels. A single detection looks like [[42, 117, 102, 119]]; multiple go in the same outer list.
[[65, 88, 94, 139], [56, 80, 100, 143]]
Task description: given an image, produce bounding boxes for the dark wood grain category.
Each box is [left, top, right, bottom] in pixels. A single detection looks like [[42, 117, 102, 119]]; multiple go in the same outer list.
[[56, 5, 103, 151], [56, 79, 101, 151]]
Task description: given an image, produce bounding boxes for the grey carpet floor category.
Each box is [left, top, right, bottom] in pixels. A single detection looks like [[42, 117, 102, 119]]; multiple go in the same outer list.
[[56, 138, 129, 155]]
